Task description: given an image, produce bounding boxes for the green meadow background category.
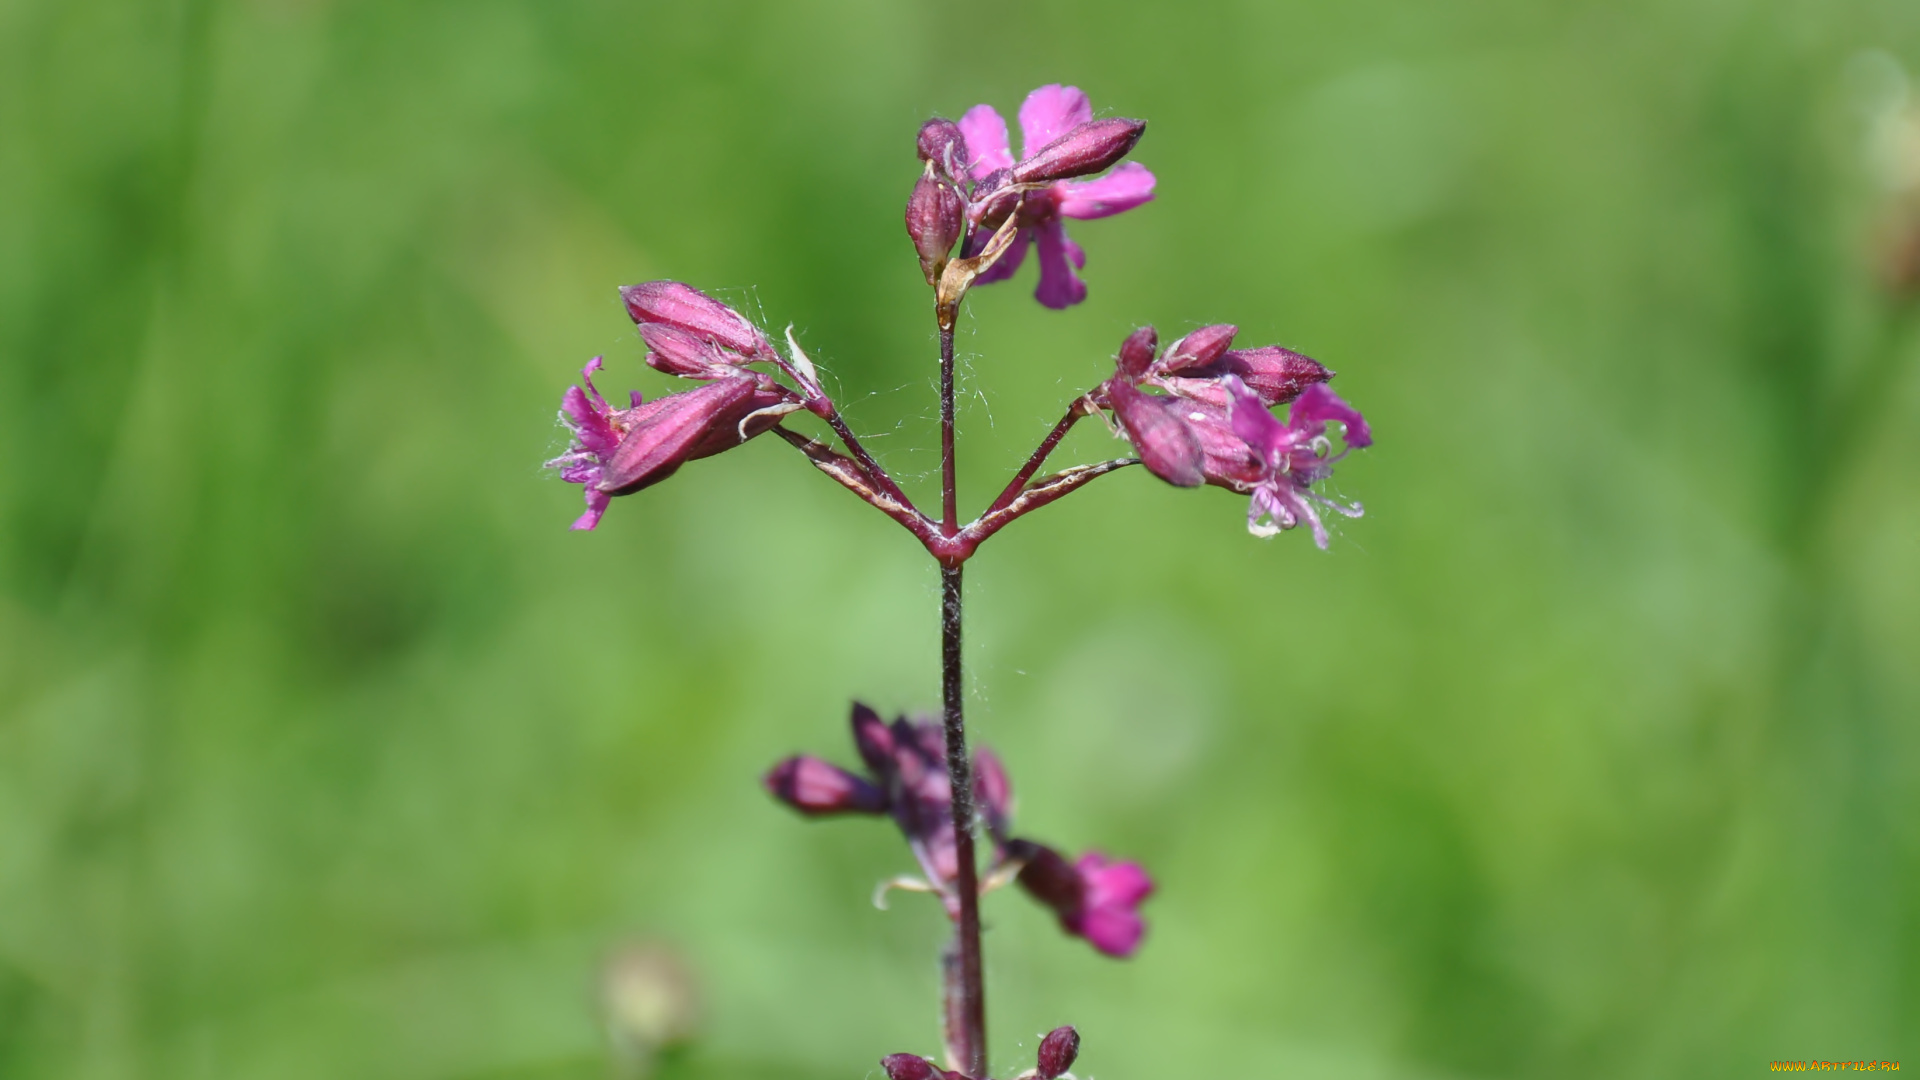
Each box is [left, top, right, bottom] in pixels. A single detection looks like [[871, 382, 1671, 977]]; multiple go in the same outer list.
[[3, 1, 1917, 1077]]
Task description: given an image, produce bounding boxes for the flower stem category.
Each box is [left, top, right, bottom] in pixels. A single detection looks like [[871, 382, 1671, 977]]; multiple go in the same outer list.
[[940, 562, 985, 1077], [940, 325, 959, 535], [936, 319, 986, 1077]]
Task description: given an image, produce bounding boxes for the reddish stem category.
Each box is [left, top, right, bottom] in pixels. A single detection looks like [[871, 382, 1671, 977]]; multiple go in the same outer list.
[[984, 393, 1099, 517], [940, 325, 959, 536], [940, 563, 985, 1077]]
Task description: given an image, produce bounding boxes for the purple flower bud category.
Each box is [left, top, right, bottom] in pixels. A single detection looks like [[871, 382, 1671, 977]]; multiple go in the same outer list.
[[881, 1054, 952, 1080], [545, 360, 798, 530], [639, 323, 742, 379], [1011, 118, 1146, 185], [851, 702, 896, 778], [1010, 839, 1084, 914], [598, 377, 790, 494], [1158, 324, 1238, 374], [916, 117, 970, 182], [906, 172, 967, 286], [1036, 1026, 1081, 1079], [1115, 325, 1158, 381], [968, 167, 1019, 231], [1106, 381, 1204, 488], [1178, 345, 1331, 407], [763, 755, 889, 816], [619, 281, 776, 362]]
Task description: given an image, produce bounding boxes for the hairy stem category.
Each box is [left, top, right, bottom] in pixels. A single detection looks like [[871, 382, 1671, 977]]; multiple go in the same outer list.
[[934, 316, 985, 1076], [940, 562, 985, 1077], [940, 325, 959, 535]]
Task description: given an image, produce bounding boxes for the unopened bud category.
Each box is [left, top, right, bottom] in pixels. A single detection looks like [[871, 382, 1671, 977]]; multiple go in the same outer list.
[[1009, 839, 1085, 917], [850, 702, 896, 777], [1216, 346, 1332, 407], [1036, 1026, 1081, 1079], [968, 168, 1019, 231], [916, 118, 970, 182], [881, 1053, 942, 1080], [1107, 381, 1204, 488], [1115, 325, 1158, 381], [906, 173, 966, 286], [763, 756, 888, 816], [601, 378, 794, 494], [1159, 324, 1238, 373], [640, 323, 741, 379], [619, 281, 776, 362], [1011, 118, 1146, 185]]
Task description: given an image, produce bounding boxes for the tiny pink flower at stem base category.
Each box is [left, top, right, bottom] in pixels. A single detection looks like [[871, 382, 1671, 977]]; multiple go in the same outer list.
[[957, 85, 1154, 309], [1035, 1026, 1081, 1079]]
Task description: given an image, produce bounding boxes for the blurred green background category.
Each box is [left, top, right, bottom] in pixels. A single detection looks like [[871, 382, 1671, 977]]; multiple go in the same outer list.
[[3, 0, 1918, 1077]]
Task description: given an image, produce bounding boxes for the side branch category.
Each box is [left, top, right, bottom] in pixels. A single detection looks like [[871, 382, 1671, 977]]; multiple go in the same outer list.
[[775, 427, 941, 545], [822, 410, 920, 514], [984, 391, 1101, 517], [963, 458, 1140, 549]]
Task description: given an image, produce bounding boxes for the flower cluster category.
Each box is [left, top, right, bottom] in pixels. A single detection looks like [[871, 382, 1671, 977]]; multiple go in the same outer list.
[[908, 84, 1153, 310], [1100, 324, 1370, 546], [765, 704, 1154, 959], [883, 1024, 1083, 1080], [544, 283, 807, 530]]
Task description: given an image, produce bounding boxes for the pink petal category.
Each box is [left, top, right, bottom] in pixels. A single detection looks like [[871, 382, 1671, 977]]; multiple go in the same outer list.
[[579, 356, 609, 410], [972, 226, 1030, 285], [1056, 163, 1157, 220], [1078, 854, 1155, 907], [959, 104, 1013, 179], [1033, 219, 1087, 309], [570, 488, 610, 531], [1018, 84, 1093, 160], [1289, 383, 1372, 448], [559, 385, 620, 458], [1226, 375, 1288, 462], [1077, 907, 1146, 958]]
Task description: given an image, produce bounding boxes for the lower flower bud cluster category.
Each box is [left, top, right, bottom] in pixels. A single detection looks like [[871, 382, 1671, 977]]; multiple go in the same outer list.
[[882, 1024, 1082, 1080], [764, 704, 1154, 959]]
